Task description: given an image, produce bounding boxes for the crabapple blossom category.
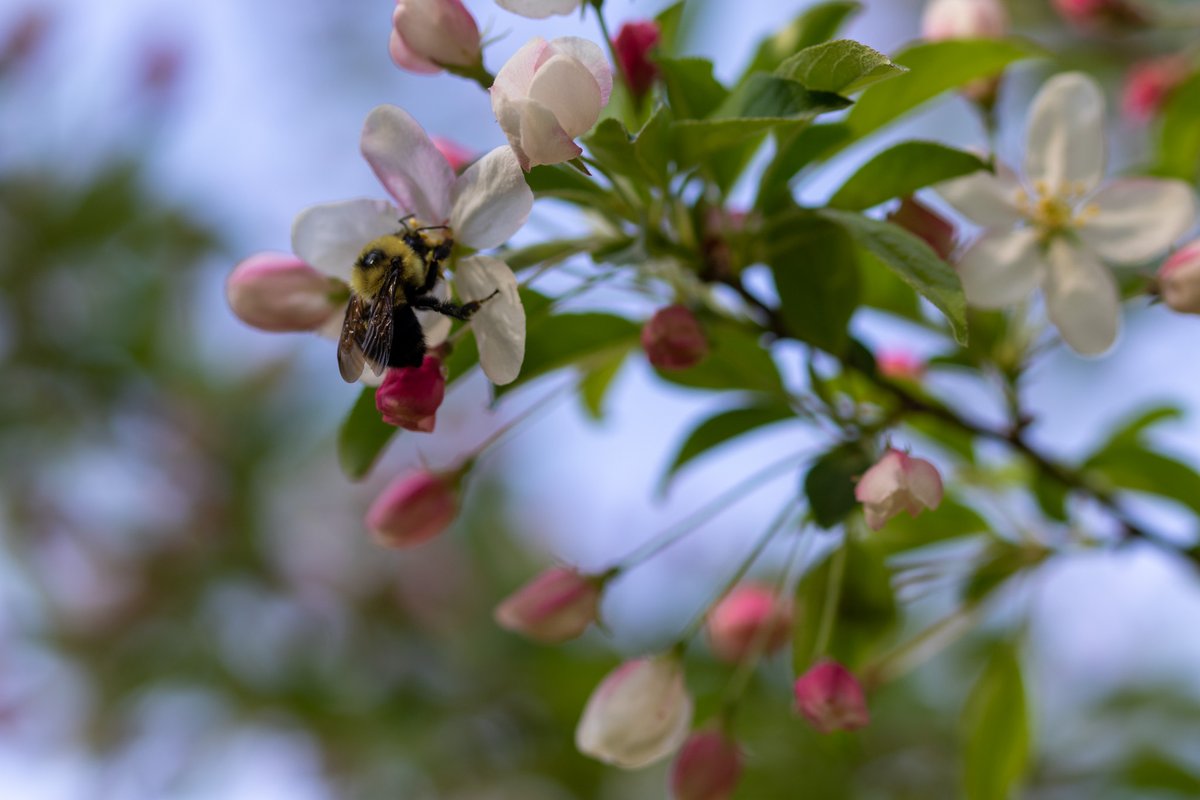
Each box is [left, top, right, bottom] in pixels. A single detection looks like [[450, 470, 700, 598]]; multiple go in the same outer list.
[[794, 659, 869, 734], [705, 583, 793, 663], [936, 72, 1197, 356], [576, 654, 693, 768], [643, 305, 709, 370], [921, 0, 1008, 40], [494, 566, 602, 643], [491, 36, 613, 171], [290, 105, 532, 384], [1159, 240, 1200, 315], [366, 470, 458, 548], [1123, 55, 1191, 122], [375, 355, 446, 432], [612, 20, 661, 103], [389, 0, 481, 75], [670, 730, 742, 800], [855, 449, 943, 531], [226, 252, 342, 333], [876, 350, 928, 382], [494, 0, 581, 19]]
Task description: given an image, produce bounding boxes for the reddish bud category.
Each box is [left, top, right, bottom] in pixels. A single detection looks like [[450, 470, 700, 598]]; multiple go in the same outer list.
[[375, 356, 446, 433], [887, 196, 956, 260], [390, 0, 482, 74], [794, 659, 869, 734], [643, 305, 709, 371], [494, 566, 602, 643], [431, 136, 474, 172], [670, 730, 742, 800], [1052, 0, 1147, 29], [876, 350, 927, 382], [706, 583, 792, 663], [855, 449, 943, 531], [366, 470, 458, 548], [226, 252, 341, 332], [612, 20, 661, 103], [1123, 56, 1191, 122], [921, 0, 1008, 40], [1159, 240, 1200, 315]]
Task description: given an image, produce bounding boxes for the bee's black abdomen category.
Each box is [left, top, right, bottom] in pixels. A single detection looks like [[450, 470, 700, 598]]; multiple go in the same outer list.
[[387, 302, 427, 368]]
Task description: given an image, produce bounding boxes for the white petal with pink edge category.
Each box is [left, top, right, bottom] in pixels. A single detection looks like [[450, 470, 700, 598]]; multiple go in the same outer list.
[[291, 199, 400, 281], [360, 105, 455, 223], [449, 146, 533, 250]]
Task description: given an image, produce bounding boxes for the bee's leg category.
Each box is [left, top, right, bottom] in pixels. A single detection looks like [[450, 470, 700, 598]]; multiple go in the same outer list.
[[412, 289, 500, 320]]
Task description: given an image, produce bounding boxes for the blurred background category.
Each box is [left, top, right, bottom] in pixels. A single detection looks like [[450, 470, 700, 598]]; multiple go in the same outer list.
[[4, 0, 1200, 797]]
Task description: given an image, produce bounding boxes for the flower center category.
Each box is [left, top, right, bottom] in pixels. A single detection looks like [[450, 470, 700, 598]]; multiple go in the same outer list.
[[1014, 180, 1099, 241]]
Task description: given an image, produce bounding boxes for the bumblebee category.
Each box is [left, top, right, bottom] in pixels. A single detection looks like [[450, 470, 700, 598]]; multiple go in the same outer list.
[[337, 217, 492, 383]]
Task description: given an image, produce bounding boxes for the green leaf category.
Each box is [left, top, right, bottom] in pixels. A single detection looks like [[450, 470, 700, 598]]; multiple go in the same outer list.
[[663, 400, 795, 487], [757, 123, 853, 211], [635, 105, 672, 185], [337, 387, 397, 481], [793, 539, 898, 672], [804, 443, 875, 529], [1124, 752, 1200, 794], [524, 163, 613, 209], [655, 320, 786, 395], [1093, 405, 1183, 452], [962, 645, 1030, 800], [501, 237, 600, 270], [871, 497, 988, 555], [846, 38, 1041, 140], [777, 39, 906, 95], [1085, 444, 1200, 519], [963, 541, 1049, 603], [765, 212, 860, 354], [829, 142, 990, 211], [1155, 74, 1200, 183], [657, 57, 729, 120], [654, 1, 688, 58], [741, 1, 862, 80], [579, 350, 627, 420], [497, 312, 641, 398], [820, 208, 968, 344]]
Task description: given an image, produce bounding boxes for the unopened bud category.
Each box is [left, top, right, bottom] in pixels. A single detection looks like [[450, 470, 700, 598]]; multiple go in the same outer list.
[[921, 0, 1008, 40], [670, 730, 742, 800], [613, 20, 661, 104], [876, 350, 927, 382], [494, 566, 603, 643], [1159, 240, 1200, 315], [854, 449, 943, 531], [375, 356, 446, 433], [1123, 56, 1191, 122], [794, 659, 869, 734], [390, 0, 482, 74], [226, 252, 341, 332], [366, 470, 458, 548], [643, 305, 709, 371], [706, 583, 792, 663], [1052, 0, 1147, 29], [576, 655, 693, 768], [887, 196, 956, 260]]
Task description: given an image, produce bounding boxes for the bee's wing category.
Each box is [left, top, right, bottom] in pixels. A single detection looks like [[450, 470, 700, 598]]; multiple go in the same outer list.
[[337, 294, 370, 383], [359, 268, 398, 378]]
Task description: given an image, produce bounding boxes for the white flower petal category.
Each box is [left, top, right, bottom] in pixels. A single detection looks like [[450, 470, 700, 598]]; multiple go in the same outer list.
[[527, 53, 602, 138], [1024, 72, 1106, 195], [454, 255, 525, 385], [935, 164, 1024, 228], [1080, 178, 1197, 264], [360, 105, 455, 223], [495, 0, 581, 19], [492, 37, 548, 99], [291, 199, 400, 281], [956, 228, 1044, 308], [547, 36, 612, 106], [1044, 238, 1120, 356], [575, 657, 692, 769], [449, 146, 533, 250]]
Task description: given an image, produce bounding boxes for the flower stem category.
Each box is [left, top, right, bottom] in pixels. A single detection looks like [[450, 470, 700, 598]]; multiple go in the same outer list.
[[811, 539, 847, 659]]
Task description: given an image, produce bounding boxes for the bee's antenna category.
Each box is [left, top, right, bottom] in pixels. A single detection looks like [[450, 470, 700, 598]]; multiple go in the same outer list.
[[415, 224, 451, 233], [398, 214, 417, 229]]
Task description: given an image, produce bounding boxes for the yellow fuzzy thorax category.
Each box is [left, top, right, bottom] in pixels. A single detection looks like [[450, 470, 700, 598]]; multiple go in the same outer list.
[[350, 234, 426, 302]]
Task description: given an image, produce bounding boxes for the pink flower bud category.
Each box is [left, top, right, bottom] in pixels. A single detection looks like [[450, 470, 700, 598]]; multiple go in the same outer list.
[[794, 659, 869, 734], [921, 0, 1008, 40], [876, 350, 927, 382], [226, 252, 341, 333], [613, 20, 661, 104], [494, 566, 603, 643], [431, 136, 474, 172], [854, 449, 943, 531], [1160, 240, 1200, 315], [389, 0, 481, 75], [887, 196, 956, 260], [643, 305, 709, 371], [705, 583, 792, 663], [670, 730, 742, 800], [1123, 56, 1191, 122], [576, 655, 693, 768], [1052, 0, 1146, 29], [366, 470, 458, 548], [375, 356, 446, 433]]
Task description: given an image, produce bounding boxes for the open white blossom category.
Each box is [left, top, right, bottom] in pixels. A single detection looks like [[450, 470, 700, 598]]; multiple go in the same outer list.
[[291, 105, 533, 384], [495, 0, 582, 19], [936, 72, 1197, 355]]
